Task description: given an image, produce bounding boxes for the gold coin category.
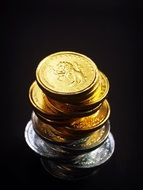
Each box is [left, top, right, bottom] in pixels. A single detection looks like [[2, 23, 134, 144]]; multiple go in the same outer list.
[[34, 99, 110, 132], [36, 51, 99, 101], [32, 111, 110, 146], [32, 112, 67, 143], [32, 113, 86, 144], [78, 120, 110, 150], [29, 81, 64, 120], [63, 120, 110, 150], [80, 71, 109, 106], [67, 99, 110, 131], [54, 72, 101, 103], [32, 112, 92, 140], [29, 81, 97, 120], [48, 71, 108, 114], [48, 98, 102, 116]]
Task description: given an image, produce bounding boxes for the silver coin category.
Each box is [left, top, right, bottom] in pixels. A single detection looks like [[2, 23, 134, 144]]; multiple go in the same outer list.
[[25, 120, 74, 158], [25, 120, 63, 158], [25, 120, 115, 168]]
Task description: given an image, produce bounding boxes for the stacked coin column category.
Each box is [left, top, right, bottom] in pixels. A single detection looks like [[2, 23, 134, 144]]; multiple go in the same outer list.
[[25, 51, 115, 180]]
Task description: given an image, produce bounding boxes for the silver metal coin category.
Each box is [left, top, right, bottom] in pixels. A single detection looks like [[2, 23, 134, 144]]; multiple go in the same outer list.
[[25, 120, 115, 168]]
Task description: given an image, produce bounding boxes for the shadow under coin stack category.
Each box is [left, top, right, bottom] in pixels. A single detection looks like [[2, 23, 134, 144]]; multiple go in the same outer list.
[[25, 51, 115, 180]]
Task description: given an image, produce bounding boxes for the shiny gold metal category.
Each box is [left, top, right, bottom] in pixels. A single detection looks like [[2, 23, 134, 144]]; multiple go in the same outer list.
[[32, 112, 67, 143], [80, 71, 109, 106], [26, 51, 113, 178], [32, 111, 110, 147], [48, 97, 102, 117], [67, 99, 110, 131], [48, 71, 108, 114], [36, 51, 99, 102], [29, 52, 111, 145], [29, 81, 98, 120], [32, 112, 86, 141], [80, 121, 110, 149], [34, 99, 110, 132], [29, 81, 64, 120], [32, 112, 92, 140]]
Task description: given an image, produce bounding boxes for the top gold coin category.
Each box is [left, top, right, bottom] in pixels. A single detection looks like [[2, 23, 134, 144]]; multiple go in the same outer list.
[[36, 51, 99, 99]]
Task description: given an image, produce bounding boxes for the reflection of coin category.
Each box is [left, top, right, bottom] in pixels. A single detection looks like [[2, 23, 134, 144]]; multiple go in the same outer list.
[[36, 51, 99, 100], [48, 71, 108, 114], [29, 81, 64, 120]]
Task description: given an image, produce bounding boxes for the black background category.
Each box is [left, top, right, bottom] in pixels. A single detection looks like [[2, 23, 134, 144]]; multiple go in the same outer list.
[[1, 0, 142, 189]]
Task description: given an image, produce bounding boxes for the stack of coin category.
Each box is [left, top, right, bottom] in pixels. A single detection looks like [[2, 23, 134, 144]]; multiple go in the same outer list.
[[25, 51, 115, 180]]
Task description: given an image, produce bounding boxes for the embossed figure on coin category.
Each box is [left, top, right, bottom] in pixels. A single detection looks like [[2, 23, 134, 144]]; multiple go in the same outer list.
[[36, 52, 98, 94], [53, 61, 85, 86]]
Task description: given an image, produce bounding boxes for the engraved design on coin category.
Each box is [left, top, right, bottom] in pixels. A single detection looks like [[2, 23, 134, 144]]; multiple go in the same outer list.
[[36, 52, 98, 94], [52, 61, 86, 87]]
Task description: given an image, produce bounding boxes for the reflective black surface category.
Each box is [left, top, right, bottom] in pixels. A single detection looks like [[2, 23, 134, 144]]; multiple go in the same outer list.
[[1, 0, 142, 189]]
